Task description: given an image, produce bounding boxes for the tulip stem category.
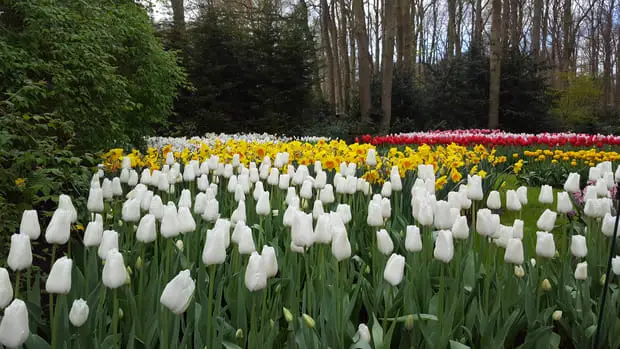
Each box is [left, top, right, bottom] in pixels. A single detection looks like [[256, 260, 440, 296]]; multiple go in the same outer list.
[[112, 288, 119, 349], [138, 245, 145, 313], [207, 264, 216, 348], [49, 243, 58, 349], [14, 269, 21, 299], [439, 263, 445, 325]]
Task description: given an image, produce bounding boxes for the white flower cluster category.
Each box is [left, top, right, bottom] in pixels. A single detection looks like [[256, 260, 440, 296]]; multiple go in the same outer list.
[[146, 133, 332, 152]]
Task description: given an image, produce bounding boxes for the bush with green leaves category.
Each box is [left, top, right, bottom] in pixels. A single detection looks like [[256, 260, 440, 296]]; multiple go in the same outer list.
[[0, 0, 185, 152]]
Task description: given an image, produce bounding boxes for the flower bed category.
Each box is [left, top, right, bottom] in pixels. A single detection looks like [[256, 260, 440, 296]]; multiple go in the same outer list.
[[357, 129, 620, 147], [2, 134, 620, 349]]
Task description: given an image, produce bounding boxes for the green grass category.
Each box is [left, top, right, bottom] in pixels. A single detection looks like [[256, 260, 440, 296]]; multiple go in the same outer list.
[[500, 175, 568, 237]]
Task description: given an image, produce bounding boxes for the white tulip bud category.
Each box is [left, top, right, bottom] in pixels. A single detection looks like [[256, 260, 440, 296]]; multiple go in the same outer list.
[[69, 299, 89, 327], [45, 256, 72, 295]]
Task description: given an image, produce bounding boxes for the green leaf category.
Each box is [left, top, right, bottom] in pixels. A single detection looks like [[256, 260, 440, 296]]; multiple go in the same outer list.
[[382, 314, 438, 322], [222, 341, 244, 349], [24, 334, 51, 349], [371, 314, 384, 349], [449, 340, 471, 349]]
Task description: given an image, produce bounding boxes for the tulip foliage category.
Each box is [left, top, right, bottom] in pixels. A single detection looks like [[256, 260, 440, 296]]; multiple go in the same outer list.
[[3, 144, 620, 349]]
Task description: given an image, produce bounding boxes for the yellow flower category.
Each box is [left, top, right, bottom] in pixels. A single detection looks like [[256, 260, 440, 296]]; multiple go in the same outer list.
[[450, 168, 462, 183], [435, 175, 448, 190], [15, 178, 25, 188], [478, 170, 487, 179], [512, 153, 519, 158]]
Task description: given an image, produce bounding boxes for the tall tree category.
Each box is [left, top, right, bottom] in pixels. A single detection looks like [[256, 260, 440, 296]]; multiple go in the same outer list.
[[447, 0, 457, 58], [489, 0, 502, 128], [170, 0, 186, 49], [510, 0, 519, 49], [320, 0, 337, 106], [472, 0, 484, 51], [602, 0, 614, 105], [615, 27, 620, 106], [532, 0, 542, 56], [328, 0, 343, 112], [338, 0, 351, 112], [353, 0, 372, 122], [379, 0, 396, 132]]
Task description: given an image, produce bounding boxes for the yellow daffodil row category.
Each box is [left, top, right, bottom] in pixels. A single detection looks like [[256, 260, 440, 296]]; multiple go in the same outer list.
[[102, 140, 506, 189], [522, 148, 620, 167]]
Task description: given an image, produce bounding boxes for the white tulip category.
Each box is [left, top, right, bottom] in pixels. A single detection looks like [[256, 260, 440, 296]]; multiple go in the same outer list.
[[556, 192, 573, 214], [319, 184, 335, 203], [383, 254, 406, 286], [331, 230, 352, 261], [505, 190, 522, 211], [504, 238, 524, 264], [245, 252, 267, 291], [514, 186, 527, 206], [536, 209, 557, 232], [564, 173, 580, 193], [45, 209, 71, 245], [160, 270, 195, 314], [538, 185, 554, 204], [376, 229, 394, 255], [98, 230, 119, 260], [69, 299, 89, 327], [535, 231, 556, 258], [261, 245, 278, 278], [0, 268, 13, 309], [45, 256, 72, 295], [8, 234, 32, 271], [161, 203, 181, 238], [20, 210, 41, 240], [102, 249, 127, 289], [466, 175, 483, 200], [451, 216, 469, 240], [0, 299, 29, 347], [434, 230, 454, 263], [574, 262, 588, 280], [405, 225, 423, 252], [487, 191, 502, 209], [202, 229, 227, 266], [570, 235, 587, 258]]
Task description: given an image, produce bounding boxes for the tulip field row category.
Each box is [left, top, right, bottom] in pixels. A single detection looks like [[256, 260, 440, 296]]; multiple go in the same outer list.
[[1, 135, 620, 349], [357, 129, 620, 147]]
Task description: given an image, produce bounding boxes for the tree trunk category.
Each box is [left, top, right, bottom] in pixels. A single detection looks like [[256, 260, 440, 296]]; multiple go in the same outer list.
[[430, 0, 438, 63], [541, 0, 549, 58], [374, 0, 381, 76], [615, 27, 620, 106], [321, 0, 337, 107], [412, 0, 419, 70], [396, 0, 404, 67], [170, 0, 186, 50], [328, 1, 343, 113], [591, 10, 599, 76], [353, 0, 373, 122], [473, 0, 483, 51], [349, 8, 357, 97], [561, 0, 573, 76], [602, 0, 614, 105], [489, 0, 502, 129], [338, 0, 352, 112], [456, 0, 463, 56], [380, 0, 396, 133], [510, 0, 519, 50], [402, 0, 413, 71], [447, 0, 457, 58], [502, 0, 510, 53]]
